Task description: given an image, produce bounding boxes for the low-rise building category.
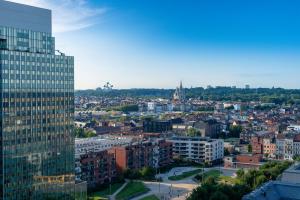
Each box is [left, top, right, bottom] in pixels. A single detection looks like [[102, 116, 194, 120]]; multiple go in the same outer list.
[[143, 119, 172, 133], [263, 138, 276, 158], [276, 134, 300, 160], [251, 136, 264, 154], [75, 136, 133, 155], [194, 119, 221, 138], [224, 154, 262, 169], [168, 136, 224, 164]]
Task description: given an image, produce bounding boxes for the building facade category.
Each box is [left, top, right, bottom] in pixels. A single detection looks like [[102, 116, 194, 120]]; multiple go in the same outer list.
[[169, 136, 224, 164], [143, 118, 172, 133], [152, 139, 173, 168], [0, 2, 75, 199], [77, 150, 116, 190], [108, 142, 154, 172], [194, 119, 221, 138], [276, 134, 300, 160]]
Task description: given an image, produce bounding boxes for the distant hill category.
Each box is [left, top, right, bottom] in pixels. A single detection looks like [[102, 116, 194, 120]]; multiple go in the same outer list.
[[75, 87, 300, 104]]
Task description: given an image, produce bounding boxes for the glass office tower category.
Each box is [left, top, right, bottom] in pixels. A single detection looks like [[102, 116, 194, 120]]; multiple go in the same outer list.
[[0, 1, 75, 199]]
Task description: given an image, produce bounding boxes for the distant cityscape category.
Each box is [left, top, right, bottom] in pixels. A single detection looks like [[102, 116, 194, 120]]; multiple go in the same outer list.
[[1, 1, 300, 200], [75, 81, 300, 199]]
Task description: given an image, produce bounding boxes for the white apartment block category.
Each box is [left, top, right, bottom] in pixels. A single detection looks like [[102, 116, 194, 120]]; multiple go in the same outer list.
[[168, 136, 224, 164], [75, 135, 133, 157], [276, 136, 300, 160]]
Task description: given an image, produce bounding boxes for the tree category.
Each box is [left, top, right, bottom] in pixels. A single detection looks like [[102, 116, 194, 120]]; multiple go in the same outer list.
[[204, 176, 217, 185], [75, 127, 96, 138], [236, 169, 245, 179], [229, 125, 243, 138], [209, 191, 229, 200], [224, 149, 230, 156], [248, 144, 252, 153], [255, 175, 267, 188], [140, 167, 156, 180], [187, 128, 201, 137], [188, 161, 292, 200], [293, 155, 300, 161]]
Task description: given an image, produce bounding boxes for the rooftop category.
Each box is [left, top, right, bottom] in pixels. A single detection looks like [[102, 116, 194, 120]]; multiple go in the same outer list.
[[0, 1, 51, 33], [243, 181, 300, 200]]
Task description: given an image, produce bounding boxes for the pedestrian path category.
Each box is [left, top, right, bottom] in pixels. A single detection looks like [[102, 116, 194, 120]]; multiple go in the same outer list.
[[109, 180, 129, 200]]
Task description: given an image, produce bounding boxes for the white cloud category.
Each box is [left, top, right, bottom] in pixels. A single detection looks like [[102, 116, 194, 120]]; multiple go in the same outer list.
[[7, 0, 106, 33]]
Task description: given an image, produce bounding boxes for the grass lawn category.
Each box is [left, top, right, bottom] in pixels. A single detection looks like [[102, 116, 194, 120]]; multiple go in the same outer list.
[[88, 182, 125, 200], [195, 169, 222, 183], [168, 168, 203, 181], [219, 175, 241, 185], [116, 181, 149, 200], [196, 169, 240, 185], [203, 170, 221, 180], [140, 195, 160, 200]]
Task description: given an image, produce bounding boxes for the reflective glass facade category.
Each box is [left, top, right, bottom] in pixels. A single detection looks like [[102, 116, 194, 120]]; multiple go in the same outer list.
[[0, 24, 75, 199]]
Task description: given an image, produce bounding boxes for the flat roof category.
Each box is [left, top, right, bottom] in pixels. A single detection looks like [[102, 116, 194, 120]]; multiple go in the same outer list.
[[0, 1, 51, 33]]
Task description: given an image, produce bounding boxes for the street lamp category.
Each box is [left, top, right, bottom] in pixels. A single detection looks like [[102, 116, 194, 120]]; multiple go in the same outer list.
[[170, 171, 176, 198]]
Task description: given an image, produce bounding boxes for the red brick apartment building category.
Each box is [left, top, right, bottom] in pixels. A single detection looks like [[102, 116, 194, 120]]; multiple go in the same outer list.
[[224, 154, 262, 169], [108, 141, 154, 172], [108, 139, 173, 172], [79, 150, 116, 188], [251, 136, 264, 154], [155, 139, 173, 168], [251, 133, 276, 157]]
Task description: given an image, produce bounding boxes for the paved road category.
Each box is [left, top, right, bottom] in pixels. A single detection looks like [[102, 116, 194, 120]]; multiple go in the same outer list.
[[133, 166, 239, 200], [135, 167, 201, 200]]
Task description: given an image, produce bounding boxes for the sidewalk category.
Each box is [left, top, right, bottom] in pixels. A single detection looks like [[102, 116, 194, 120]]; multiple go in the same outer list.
[[109, 180, 129, 200]]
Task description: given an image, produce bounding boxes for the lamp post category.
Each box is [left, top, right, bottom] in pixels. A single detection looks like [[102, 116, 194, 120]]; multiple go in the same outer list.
[[170, 171, 176, 198]]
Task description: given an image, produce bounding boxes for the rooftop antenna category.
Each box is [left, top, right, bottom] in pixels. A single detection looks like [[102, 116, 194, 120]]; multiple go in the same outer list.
[[55, 50, 65, 56]]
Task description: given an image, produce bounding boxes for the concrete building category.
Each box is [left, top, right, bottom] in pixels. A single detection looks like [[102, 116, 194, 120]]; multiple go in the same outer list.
[[75, 136, 133, 155], [194, 119, 221, 138], [168, 136, 224, 164], [287, 125, 300, 132], [276, 134, 300, 160], [143, 118, 172, 133]]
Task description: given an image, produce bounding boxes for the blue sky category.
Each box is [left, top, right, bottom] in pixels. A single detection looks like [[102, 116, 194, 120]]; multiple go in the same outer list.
[[10, 0, 300, 89]]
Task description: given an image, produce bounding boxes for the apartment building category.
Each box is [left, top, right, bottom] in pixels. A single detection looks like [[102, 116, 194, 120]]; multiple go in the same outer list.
[[251, 132, 276, 158], [76, 150, 116, 189], [169, 136, 224, 164], [276, 134, 300, 160], [152, 139, 173, 168], [108, 141, 154, 172], [263, 138, 276, 157]]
